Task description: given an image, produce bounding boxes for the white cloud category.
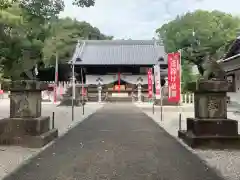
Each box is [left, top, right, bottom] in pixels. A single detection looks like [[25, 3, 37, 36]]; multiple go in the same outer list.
[[60, 0, 240, 39], [188, 0, 240, 15]]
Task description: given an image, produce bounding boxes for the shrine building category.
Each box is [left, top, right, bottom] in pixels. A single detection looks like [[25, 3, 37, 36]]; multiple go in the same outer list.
[[68, 39, 168, 101], [218, 35, 240, 104]]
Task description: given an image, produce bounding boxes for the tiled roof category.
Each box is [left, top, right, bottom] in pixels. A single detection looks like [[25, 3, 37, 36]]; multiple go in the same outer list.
[[223, 38, 240, 60], [69, 40, 166, 65]]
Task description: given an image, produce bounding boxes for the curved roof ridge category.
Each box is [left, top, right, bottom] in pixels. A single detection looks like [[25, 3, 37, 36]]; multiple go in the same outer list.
[[69, 39, 166, 65], [81, 39, 158, 45]]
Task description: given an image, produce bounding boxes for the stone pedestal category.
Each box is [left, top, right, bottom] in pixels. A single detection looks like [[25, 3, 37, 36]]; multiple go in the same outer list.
[[0, 80, 58, 148], [178, 80, 240, 149], [58, 85, 82, 106]]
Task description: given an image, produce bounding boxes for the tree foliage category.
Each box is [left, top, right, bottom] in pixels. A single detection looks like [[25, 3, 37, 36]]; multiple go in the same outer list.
[[156, 10, 240, 90], [43, 18, 113, 66], [0, 0, 110, 80], [72, 0, 95, 7]]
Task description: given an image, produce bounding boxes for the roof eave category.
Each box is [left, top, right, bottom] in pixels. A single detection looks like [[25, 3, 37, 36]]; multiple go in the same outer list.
[[218, 53, 240, 64]]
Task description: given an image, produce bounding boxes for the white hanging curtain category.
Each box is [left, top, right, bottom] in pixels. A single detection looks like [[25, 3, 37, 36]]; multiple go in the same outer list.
[[120, 75, 148, 85], [120, 75, 137, 84], [86, 74, 149, 85], [86, 75, 118, 85]]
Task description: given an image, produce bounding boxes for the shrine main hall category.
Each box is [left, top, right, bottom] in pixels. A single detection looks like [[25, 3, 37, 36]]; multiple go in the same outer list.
[[39, 39, 168, 102]]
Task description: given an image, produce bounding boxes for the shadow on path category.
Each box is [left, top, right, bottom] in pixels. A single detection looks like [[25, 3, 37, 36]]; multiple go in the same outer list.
[[4, 104, 223, 180]]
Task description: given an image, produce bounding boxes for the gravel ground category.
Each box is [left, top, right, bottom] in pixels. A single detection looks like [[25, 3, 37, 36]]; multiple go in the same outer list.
[[4, 104, 223, 180], [0, 102, 104, 180], [136, 103, 240, 180]]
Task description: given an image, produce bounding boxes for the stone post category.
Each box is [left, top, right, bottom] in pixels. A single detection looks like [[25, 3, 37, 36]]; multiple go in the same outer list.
[[98, 85, 102, 103], [178, 79, 240, 149], [0, 80, 58, 148], [137, 83, 142, 102]]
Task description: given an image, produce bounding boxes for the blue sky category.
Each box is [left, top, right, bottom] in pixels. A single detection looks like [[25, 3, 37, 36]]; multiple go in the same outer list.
[[60, 0, 240, 39]]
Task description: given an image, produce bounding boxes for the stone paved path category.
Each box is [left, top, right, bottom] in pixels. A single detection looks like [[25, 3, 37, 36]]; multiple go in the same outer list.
[[4, 104, 223, 180]]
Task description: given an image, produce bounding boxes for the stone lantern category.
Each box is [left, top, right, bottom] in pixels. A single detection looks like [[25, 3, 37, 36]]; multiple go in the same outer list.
[[0, 80, 58, 148], [137, 78, 143, 102], [97, 79, 103, 103]]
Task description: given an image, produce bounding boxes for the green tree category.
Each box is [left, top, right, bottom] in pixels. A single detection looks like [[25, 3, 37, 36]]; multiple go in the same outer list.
[[0, 1, 64, 80], [156, 10, 240, 90], [42, 18, 113, 66], [72, 0, 95, 7], [0, 0, 110, 80]]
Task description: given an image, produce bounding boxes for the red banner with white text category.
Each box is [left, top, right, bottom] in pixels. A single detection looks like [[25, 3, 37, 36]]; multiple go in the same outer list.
[[147, 68, 153, 98], [168, 52, 181, 102]]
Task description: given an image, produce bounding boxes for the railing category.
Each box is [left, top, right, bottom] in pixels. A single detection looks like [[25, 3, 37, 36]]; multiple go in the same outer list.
[[181, 93, 194, 104]]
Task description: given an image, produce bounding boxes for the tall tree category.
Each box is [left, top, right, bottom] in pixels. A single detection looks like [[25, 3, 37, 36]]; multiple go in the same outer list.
[[43, 18, 113, 66], [72, 0, 95, 7], [0, 1, 64, 80], [156, 10, 240, 89], [0, 0, 112, 80]]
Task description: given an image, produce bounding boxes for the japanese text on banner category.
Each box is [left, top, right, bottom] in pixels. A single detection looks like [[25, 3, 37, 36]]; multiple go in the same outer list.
[[168, 52, 181, 102], [154, 65, 161, 99], [147, 68, 153, 98]]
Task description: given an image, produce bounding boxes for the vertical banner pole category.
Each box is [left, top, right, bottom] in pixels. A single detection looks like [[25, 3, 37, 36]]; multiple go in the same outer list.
[[152, 67, 155, 114], [167, 53, 171, 102], [54, 52, 58, 103], [178, 50, 182, 129], [168, 52, 181, 125], [81, 67, 84, 115], [153, 64, 162, 118], [71, 63, 75, 121], [160, 87, 163, 121]]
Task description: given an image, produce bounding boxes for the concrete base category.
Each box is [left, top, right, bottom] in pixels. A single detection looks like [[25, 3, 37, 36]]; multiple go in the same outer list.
[[178, 118, 240, 149], [178, 130, 240, 149], [0, 116, 58, 148]]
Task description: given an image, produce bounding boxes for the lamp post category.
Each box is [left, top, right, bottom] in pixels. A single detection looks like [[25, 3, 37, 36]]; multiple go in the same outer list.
[[54, 51, 58, 104]]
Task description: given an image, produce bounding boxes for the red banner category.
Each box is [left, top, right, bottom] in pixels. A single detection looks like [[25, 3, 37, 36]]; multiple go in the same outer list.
[[82, 87, 86, 96], [118, 72, 121, 93], [168, 52, 181, 102], [147, 68, 153, 98]]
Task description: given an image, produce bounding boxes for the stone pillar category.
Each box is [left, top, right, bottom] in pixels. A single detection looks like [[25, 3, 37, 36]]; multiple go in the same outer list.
[[0, 80, 58, 148], [137, 83, 142, 102], [98, 85, 102, 103], [178, 79, 240, 149]]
